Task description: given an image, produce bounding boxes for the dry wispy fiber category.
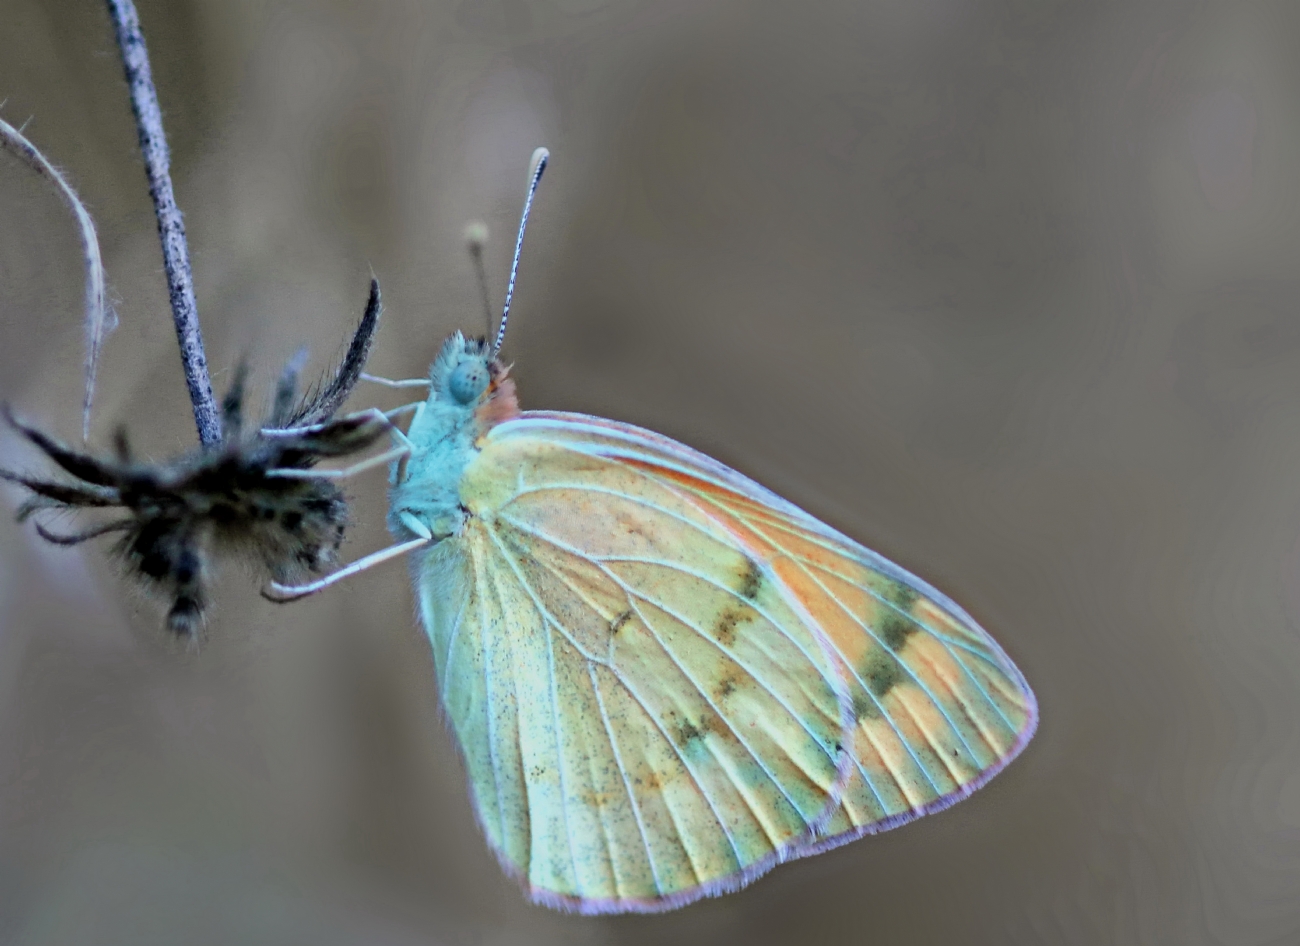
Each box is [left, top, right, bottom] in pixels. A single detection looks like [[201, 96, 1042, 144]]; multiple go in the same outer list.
[[0, 114, 113, 441]]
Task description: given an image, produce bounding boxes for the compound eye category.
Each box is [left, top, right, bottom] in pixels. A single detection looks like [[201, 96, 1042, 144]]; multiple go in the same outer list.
[[448, 360, 490, 404]]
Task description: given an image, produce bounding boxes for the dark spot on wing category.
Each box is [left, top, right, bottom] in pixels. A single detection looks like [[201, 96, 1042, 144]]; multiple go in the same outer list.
[[713, 600, 761, 647], [886, 581, 919, 612], [879, 611, 917, 652], [713, 608, 743, 647], [610, 610, 632, 635], [581, 789, 615, 809], [851, 691, 880, 721], [862, 648, 904, 698], [673, 711, 718, 754], [715, 676, 738, 700], [739, 557, 762, 600], [613, 511, 647, 541]]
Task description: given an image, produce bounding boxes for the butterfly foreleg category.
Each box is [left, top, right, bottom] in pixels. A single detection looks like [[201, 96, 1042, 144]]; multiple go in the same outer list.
[[396, 511, 434, 541], [379, 407, 422, 484], [260, 406, 387, 440], [379, 402, 423, 426], [265, 443, 412, 481], [330, 404, 423, 435], [261, 517, 433, 602], [360, 373, 430, 389]]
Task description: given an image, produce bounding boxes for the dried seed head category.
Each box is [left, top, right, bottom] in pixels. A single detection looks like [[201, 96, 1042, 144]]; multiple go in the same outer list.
[[0, 280, 389, 640]]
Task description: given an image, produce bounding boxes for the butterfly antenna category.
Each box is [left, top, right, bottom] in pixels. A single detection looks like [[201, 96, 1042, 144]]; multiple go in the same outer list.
[[463, 221, 493, 339], [492, 147, 549, 357]]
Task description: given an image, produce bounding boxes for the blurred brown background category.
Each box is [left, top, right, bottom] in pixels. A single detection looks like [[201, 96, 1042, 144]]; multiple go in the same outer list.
[[1, 1, 1297, 943]]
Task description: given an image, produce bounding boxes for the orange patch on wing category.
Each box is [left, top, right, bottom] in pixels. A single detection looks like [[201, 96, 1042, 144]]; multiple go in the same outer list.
[[771, 559, 873, 667], [904, 632, 1010, 758], [912, 597, 981, 649], [616, 462, 884, 669], [603, 457, 1029, 810]]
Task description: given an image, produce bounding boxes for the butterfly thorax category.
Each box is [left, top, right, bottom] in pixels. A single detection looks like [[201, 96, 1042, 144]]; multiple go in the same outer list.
[[388, 333, 519, 543]]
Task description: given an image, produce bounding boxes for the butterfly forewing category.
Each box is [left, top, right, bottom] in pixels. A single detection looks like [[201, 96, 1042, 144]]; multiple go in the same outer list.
[[467, 412, 1036, 887], [669, 477, 1036, 851]]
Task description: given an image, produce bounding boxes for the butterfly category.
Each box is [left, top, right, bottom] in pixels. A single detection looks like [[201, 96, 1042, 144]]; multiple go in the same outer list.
[[270, 149, 1038, 913], [1, 280, 396, 638]]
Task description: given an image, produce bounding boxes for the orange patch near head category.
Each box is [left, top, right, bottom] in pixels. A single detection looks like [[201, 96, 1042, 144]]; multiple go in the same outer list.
[[476, 364, 521, 432]]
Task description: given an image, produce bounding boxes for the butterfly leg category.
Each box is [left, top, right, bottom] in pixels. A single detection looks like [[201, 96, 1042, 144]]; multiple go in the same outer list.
[[385, 403, 423, 485], [265, 444, 412, 481], [360, 373, 430, 389], [260, 406, 387, 438], [380, 402, 422, 421], [264, 405, 417, 481], [321, 403, 423, 429], [260, 404, 418, 439], [262, 516, 433, 602], [334, 404, 422, 425]]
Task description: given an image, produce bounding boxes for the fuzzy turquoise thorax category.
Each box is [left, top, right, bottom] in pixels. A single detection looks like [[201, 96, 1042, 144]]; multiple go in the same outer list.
[[387, 332, 519, 543]]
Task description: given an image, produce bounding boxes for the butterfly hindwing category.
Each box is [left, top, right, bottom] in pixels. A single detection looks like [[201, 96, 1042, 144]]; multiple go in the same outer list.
[[422, 411, 1035, 909], [419, 418, 855, 911]]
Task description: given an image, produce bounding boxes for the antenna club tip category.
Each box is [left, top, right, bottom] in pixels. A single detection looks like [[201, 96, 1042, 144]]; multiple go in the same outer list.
[[463, 220, 489, 252], [529, 147, 549, 179]]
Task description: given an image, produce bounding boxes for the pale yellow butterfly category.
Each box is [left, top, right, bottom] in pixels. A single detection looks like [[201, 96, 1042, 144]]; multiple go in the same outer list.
[[271, 148, 1037, 913]]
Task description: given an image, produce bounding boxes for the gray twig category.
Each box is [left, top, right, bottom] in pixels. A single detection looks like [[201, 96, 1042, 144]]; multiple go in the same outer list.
[[104, 0, 221, 446]]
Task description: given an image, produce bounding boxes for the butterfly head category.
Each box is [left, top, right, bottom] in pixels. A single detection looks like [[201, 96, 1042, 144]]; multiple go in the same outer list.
[[428, 332, 519, 427], [418, 148, 545, 432]]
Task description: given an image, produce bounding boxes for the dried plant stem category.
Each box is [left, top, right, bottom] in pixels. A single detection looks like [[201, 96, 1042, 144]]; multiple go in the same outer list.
[[105, 0, 221, 447], [0, 116, 111, 442]]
